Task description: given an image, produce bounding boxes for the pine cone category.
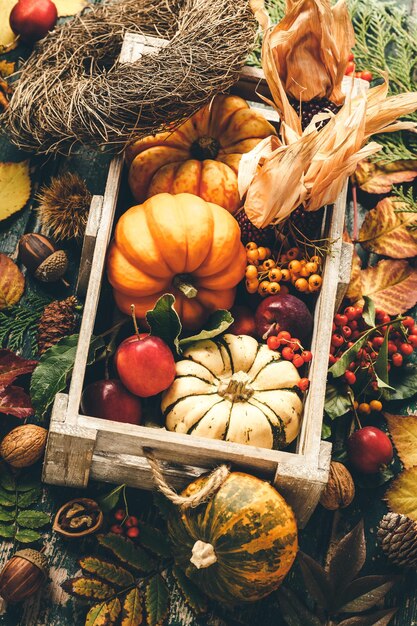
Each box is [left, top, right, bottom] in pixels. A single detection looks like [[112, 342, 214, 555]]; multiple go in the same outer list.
[[377, 512, 417, 568], [37, 296, 78, 355]]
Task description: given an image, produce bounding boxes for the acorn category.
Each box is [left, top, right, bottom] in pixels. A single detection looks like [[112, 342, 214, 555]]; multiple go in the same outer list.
[[18, 233, 69, 286], [0, 549, 49, 603]]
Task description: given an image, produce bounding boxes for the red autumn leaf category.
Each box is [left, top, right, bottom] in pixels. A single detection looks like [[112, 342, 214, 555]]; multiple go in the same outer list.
[[355, 159, 417, 194], [359, 260, 417, 315], [0, 349, 38, 390], [0, 385, 33, 418]]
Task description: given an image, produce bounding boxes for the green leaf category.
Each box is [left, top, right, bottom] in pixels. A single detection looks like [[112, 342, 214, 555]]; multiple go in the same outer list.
[[324, 384, 351, 420], [15, 529, 42, 543], [338, 575, 399, 613], [62, 577, 115, 601], [145, 575, 169, 626], [0, 471, 16, 492], [16, 510, 50, 529], [30, 334, 105, 418], [136, 522, 171, 558], [179, 310, 234, 348], [79, 557, 135, 588], [354, 466, 395, 489], [146, 294, 181, 355], [321, 420, 332, 439], [337, 608, 397, 626], [362, 296, 376, 328], [297, 552, 331, 610], [0, 487, 15, 507], [0, 509, 14, 522], [172, 566, 207, 614], [277, 587, 322, 626], [328, 521, 366, 599], [385, 364, 417, 401], [373, 329, 395, 391], [328, 334, 369, 378], [16, 473, 41, 492], [0, 523, 15, 538], [98, 485, 126, 514], [17, 487, 42, 508], [121, 587, 143, 626], [85, 598, 122, 626], [97, 533, 155, 573]]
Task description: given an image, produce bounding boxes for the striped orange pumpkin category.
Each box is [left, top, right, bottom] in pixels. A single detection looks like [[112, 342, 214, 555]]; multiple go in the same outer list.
[[168, 472, 298, 603]]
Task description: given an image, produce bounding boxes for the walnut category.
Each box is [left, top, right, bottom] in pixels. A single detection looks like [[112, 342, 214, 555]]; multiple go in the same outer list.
[[320, 461, 355, 510]]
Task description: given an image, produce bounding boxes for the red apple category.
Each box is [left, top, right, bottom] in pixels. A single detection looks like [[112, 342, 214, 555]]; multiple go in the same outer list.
[[80, 380, 142, 425], [229, 306, 256, 337], [10, 0, 58, 43], [255, 294, 313, 344], [115, 334, 176, 397], [347, 427, 393, 474]]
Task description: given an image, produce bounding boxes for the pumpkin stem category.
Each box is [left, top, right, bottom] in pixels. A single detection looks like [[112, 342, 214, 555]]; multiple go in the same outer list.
[[190, 136, 220, 160], [173, 275, 198, 299], [130, 304, 142, 339], [218, 372, 254, 401], [190, 540, 217, 569]]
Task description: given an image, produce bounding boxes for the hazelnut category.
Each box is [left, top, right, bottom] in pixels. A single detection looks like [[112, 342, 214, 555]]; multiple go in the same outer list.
[[18, 233, 69, 285], [320, 461, 355, 510]]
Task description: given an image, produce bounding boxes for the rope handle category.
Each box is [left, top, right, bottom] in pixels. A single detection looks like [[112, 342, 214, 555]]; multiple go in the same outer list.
[[144, 448, 230, 509]]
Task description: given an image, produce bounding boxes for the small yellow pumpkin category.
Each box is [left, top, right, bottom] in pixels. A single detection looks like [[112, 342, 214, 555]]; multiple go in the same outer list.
[[125, 95, 276, 214]]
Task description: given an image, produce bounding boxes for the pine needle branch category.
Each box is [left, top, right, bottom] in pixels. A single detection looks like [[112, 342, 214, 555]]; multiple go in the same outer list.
[[0, 293, 51, 354], [392, 186, 417, 230]]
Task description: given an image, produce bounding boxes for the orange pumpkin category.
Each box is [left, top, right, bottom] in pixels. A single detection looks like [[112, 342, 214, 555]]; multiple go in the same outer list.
[[125, 95, 276, 214], [107, 193, 247, 330]]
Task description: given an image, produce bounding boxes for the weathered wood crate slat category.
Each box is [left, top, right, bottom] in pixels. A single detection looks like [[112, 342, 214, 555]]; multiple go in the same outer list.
[[42, 32, 354, 528]]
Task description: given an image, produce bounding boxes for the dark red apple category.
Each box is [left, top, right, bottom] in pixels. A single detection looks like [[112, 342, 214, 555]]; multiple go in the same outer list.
[[255, 294, 313, 344], [115, 334, 176, 397], [81, 380, 142, 425], [347, 427, 393, 474], [10, 0, 58, 43], [229, 306, 256, 337]]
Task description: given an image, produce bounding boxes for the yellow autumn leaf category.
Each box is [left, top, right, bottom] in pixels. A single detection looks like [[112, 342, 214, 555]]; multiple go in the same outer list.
[[355, 159, 417, 194], [121, 588, 143, 626], [358, 197, 417, 258], [53, 0, 89, 17], [0, 60, 15, 77], [0, 254, 25, 310], [0, 161, 31, 222], [386, 467, 417, 521], [384, 412, 417, 469], [0, 0, 18, 51], [356, 259, 417, 315]]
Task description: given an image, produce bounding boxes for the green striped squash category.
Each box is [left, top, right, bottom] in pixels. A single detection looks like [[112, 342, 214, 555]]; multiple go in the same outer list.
[[161, 334, 302, 449], [168, 472, 298, 603]]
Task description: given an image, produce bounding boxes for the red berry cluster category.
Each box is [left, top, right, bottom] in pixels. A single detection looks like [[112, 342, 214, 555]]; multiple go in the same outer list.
[[110, 509, 140, 540], [267, 331, 311, 391], [344, 52, 373, 81], [329, 306, 417, 388]]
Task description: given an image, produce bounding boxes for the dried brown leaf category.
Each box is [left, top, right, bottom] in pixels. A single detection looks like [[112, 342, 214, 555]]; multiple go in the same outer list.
[[0, 386, 33, 419], [355, 159, 417, 194], [0, 254, 25, 310], [0, 161, 31, 222], [359, 260, 417, 315], [358, 198, 417, 258], [384, 412, 417, 469]]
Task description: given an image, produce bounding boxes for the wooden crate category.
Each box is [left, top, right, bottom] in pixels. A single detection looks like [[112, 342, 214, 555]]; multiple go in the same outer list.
[[42, 32, 353, 528]]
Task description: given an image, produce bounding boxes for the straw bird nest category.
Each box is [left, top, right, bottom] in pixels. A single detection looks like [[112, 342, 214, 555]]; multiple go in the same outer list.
[[2, 0, 258, 155]]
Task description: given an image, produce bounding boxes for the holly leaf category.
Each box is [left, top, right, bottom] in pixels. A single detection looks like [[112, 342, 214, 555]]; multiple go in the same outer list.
[[384, 364, 417, 401], [358, 260, 417, 315], [145, 575, 169, 626], [97, 533, 155, 572], [0, 510, 14, 522], [16, 510, 50, 529], [121, 587, 143, 626], [17, 486, 42, 508], [136, 522, 171, 558], [297, 552, 331, 610], [79, 557, 135, 588], [179, 310, 234, 349], [0, 385, 33, 419], [324, 384, 351, 420], [386, 466, 417, 520], [384, 412, 417, 468], [97, 484, 126, 514], [337, 608, 397, 626], [362, 296, 376, 328], [327, 521, 366, 597], [0, 0, 18, 51], [373, 328, 395, 390], [54, 0, 89, 17], [62, 577, 115, 602], [355, 159, 417, 194], [172, 566, 207, 614], [358, 198, 417, 258], [0, 523, 14, 538], [0, 254, 25, 311], [15, 529, 42, 543], [276, 587, 322, 626], [146, 294, 182, 355], [337, 575, 399, 613], [0, 349, 38, 388], [30, 333, 105, 418], [85, 598, 122, 626], [0, 162, 31, 223]]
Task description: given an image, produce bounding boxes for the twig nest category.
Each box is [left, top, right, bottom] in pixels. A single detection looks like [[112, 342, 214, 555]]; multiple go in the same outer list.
[[0, 549, 49, 603], [18, 233, 68, 283], [0, 424, 48, 468], [53, 498, 103, 538], [320, 461, 355, 510]]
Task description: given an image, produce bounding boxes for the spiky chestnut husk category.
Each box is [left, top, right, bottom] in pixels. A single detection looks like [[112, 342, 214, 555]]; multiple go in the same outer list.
[[288, 97, 341, 131], [235, 210, 276, 247], [378, 512, 417, 569]]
